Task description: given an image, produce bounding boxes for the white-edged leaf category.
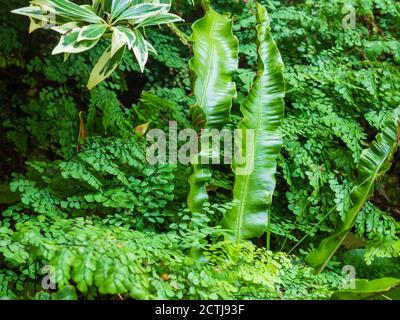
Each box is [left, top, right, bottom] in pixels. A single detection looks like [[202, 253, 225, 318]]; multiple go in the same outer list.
[[136, 12, 183, 28], [131, 30, 148, 72], [87, 45, 126, 90], [111, 27, 129, 57], [12, 5, 57, 24], [145, 40, 157, 55], [64, 52, 70, 62], [29, 18, 43, 33], [80, 4, 96, 13], [77, 24, 107, 42], [12, 5, 45, 20], [92, 0, 103, 12], [32, 0, 103, 24], [52, 22, 81, 34], [111, 0, 132, 21], [115, 3, 169, 23], [113, 26, 136, 49], [52, 28, 100, 55]]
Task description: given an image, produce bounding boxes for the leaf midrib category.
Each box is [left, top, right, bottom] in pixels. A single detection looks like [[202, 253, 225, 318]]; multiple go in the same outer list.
[[198, 18, 217, 114], [234, 75, 263, 243], [316, 137, 396, 273]]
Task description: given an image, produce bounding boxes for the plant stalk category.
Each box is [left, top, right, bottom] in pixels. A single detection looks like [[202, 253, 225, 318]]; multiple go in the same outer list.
[[167, 23, 191, 48]]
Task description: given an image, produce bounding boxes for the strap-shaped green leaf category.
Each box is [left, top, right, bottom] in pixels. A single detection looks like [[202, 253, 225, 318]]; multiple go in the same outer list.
[[190, 9, 238, 129], [187, 9, 238, 216], [221, 3, 285, 242], [331, 278, 400, 300], [306, 107, 400, 273], [188, 156, 212, 216]]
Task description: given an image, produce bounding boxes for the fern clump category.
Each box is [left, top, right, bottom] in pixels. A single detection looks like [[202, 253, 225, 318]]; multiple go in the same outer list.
[[5, 137, 177, 229], [1, 215, 341, 300]]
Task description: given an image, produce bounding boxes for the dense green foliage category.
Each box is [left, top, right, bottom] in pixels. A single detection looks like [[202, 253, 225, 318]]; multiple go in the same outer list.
[[1, 0, 399, 300]]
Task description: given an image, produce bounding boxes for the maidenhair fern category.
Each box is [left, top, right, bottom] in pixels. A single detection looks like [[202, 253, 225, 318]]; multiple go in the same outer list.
[[7, 137, 176, 228], [0, 215, 342, 300]]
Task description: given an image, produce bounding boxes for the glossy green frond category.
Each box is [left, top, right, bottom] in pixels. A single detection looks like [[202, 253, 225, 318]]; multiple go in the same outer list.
[[189, 9, 238, 129], [306, 108, 400, 273], [331, 278, 400, 300], [187, 9, 238, 215], [221, 3, 285, 242]]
